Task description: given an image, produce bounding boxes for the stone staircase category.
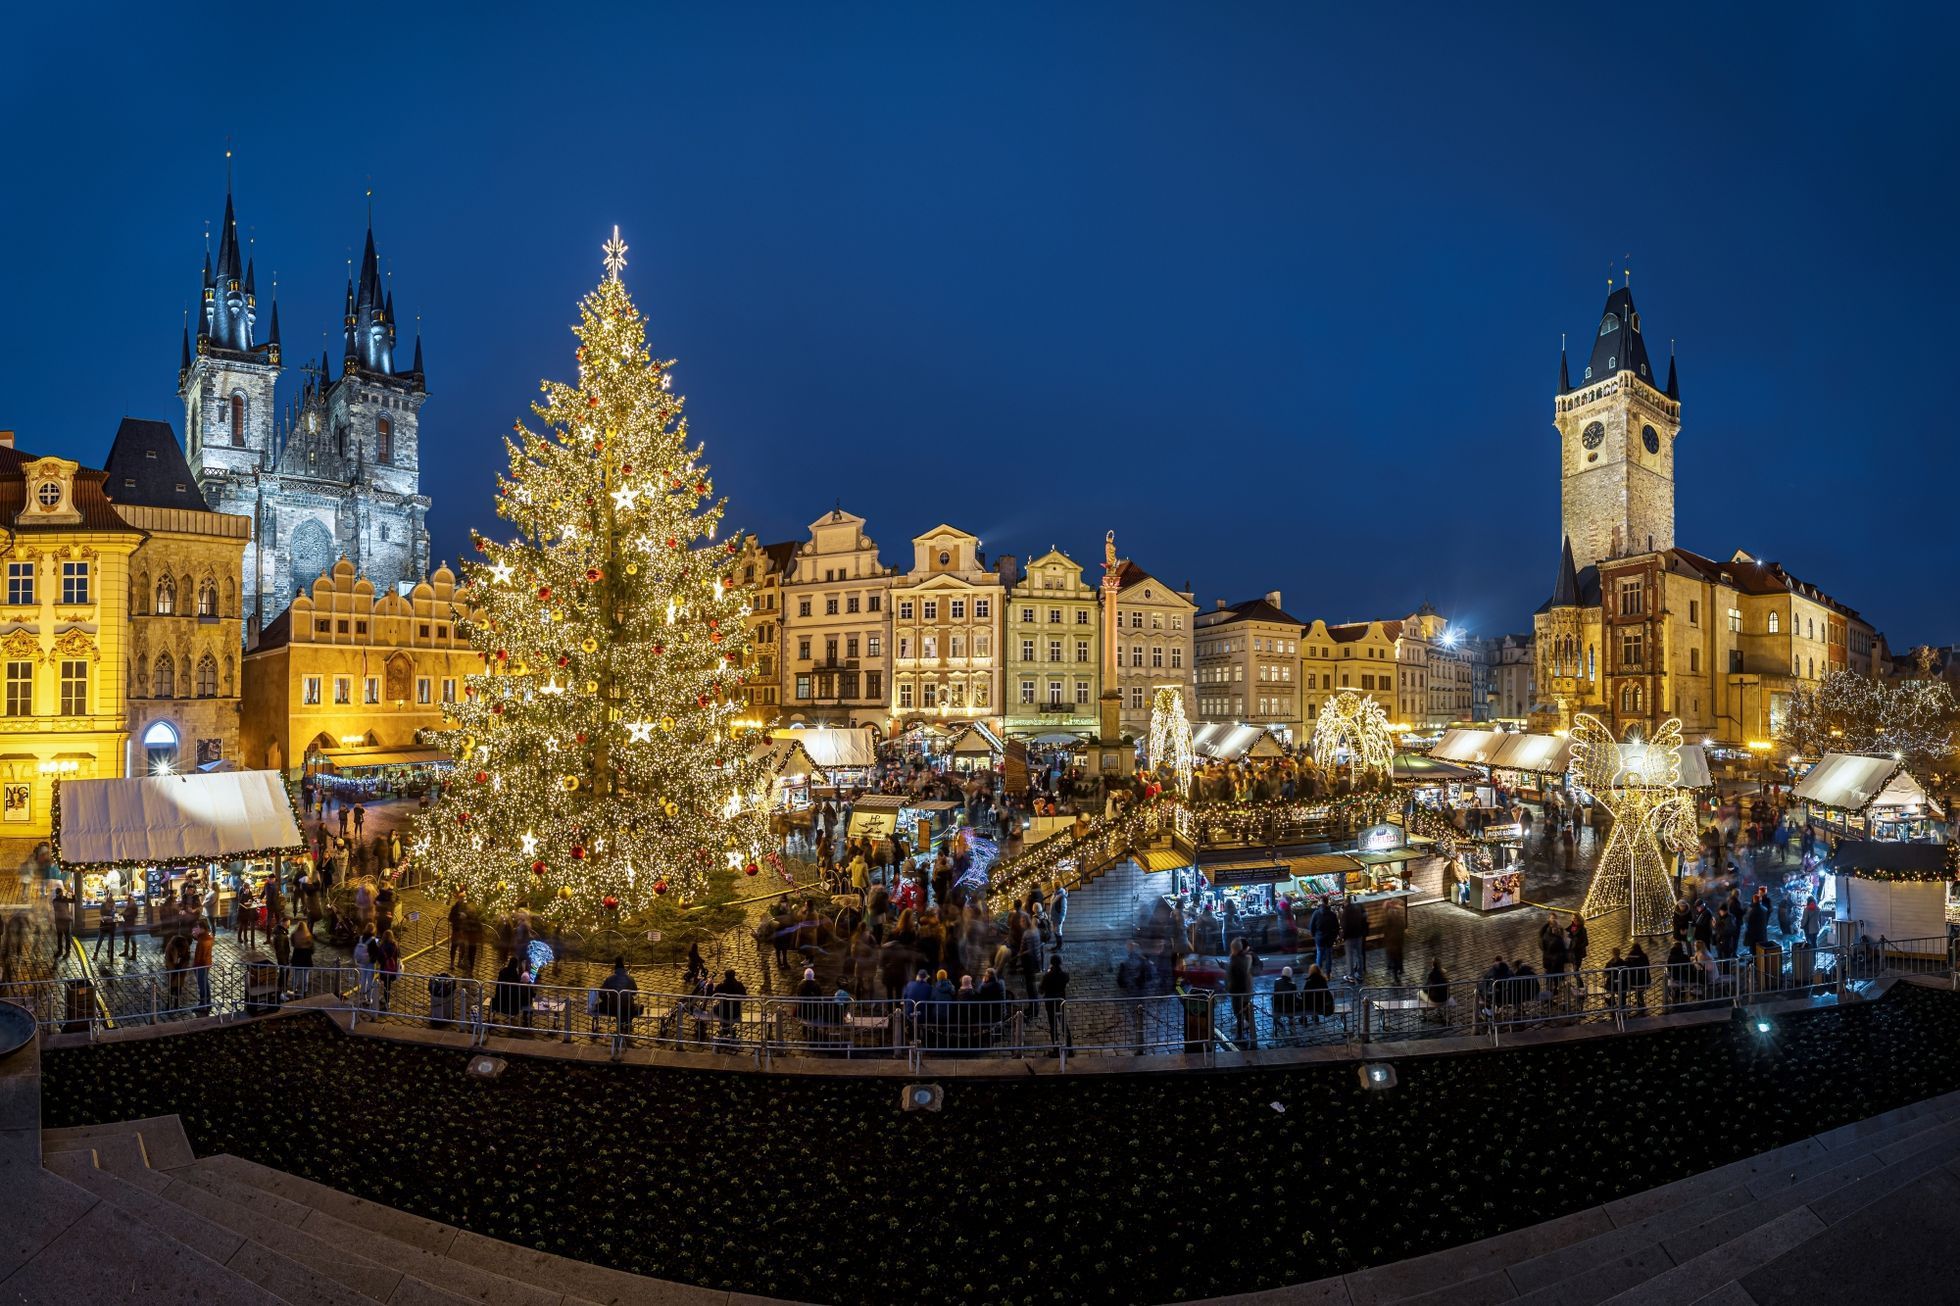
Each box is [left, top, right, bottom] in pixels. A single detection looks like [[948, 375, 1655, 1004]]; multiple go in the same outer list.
[[1218, 1083, 1960, 1305], [19, 1114, 736, 1305]]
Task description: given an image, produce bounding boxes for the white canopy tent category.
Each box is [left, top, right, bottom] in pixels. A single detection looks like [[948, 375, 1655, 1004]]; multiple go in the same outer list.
[[1192, 722, 1284, 761], [750, 737, 828, 783], [1428, 728, 1709, 787], [1794, 753, 1943, 817], [770, 726, 877, 772], [55, 770, 305, 868]]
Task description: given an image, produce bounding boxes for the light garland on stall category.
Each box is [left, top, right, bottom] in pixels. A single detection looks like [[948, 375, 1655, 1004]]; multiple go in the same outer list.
[[1572, 714, 1697, 936], [409, 235, 769, 923]]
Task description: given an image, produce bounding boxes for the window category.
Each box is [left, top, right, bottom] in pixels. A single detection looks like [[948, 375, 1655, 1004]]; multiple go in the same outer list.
[[197, 579, 217, 617], [1687, 599, 1699, 626], [868, 594, 881, 612], [1048, 640, 1062, 662], [1047, 607, 1060, 624], [1808, 618, 1816, 640], [1076, 609, 1089, 625], [973, 599, 990, 619], [1151, 613, 1163, 631], [846, 595, 860, 614], [1130, 646, 1143, 667], [5, 563, 31, 606], [974, 634, 989, 657], [1076, 640, 1090, 663], [922, 683, 937, 708], [1020, 607, 1034, 623], [951, 599, 965, 620], [898, 637, 912, 659], [1020, 679, 1036, 704], [1619, 579, 1644, 616], [867, 634, 882, 657], [1620, 631, 1643, 669], [1048, 680, 1064, 706], [377, 416, 393, 464], [3, 661, 30, 716], [1130, 686, 1144, 708], [824, 597, 838, 616], [898, 682, 913, 709], [59, 660, 85, 715], [191, 655, 217, 698], [865, 671, 883, 699], [1151, 646, 1163, 669], [60, 562, 88, 605], [303, 676, 322, 705], [1767, 611, 1780, 634], [333, 676, 351, 705], [1620, 682, 1642, 714], [950, 635, 965, 658], [1171, 648, 1183, 669], [1728, 608, 1742, 633], [417, 677, 433, 705], [1129, 612, 1142, 629], [795, 675, 811, 701], [922, 636, 937, 660], [898, 600, 914, 620], [845, 635, 859, 659], [364, 676, 380, 705], [797, 637, 811, 660], [1689, 649, 1700, 674], [230, 393, 246, 447], [153, 654, 175, 699], [919, 600, 936, 621], [1075, 681, 1090, 705], [798, 598, 812, 618]]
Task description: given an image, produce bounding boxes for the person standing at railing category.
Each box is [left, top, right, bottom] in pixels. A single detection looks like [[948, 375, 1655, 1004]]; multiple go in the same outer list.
[[1565, 913, 1589, 992], [50, 886, 72, 965], [1016, 913, 1045, 1004], [353, 931, 379, 1009], [163, 932, 190, 1015], [191, 921, 214, 1015], [1625, 942, 1652, 1016], [1039, 953, 1070, 1050], [289, 918, 314, 997], [1226, 938, 1257, 1049], [1382, 901, 1407, 987], [1339, 897, 1368, 987], [118, 892, 139, 964], [377, 930, 402, 1011], [1307, 898, 1338, 980]]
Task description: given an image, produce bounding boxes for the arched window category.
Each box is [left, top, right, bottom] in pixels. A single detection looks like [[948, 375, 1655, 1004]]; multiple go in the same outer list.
[[134, 572, 149, 615], [195, 654, 218, 698], [377, 415, 393, 465], [197, 578, 217, 617], [230, 393, 246, 448], [1767, 611, 1780, 634], [155, 575, 176, 615], [1620, 682, 1642, 714], [143, 719, 179, 774], [153, 653, 175, 699]]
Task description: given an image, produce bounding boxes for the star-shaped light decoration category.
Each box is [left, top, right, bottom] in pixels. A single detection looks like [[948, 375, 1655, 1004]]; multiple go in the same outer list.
[[602, 225, 628, 280], [520, 832, 539, 857], [611, 485, 641, 511], [540, 677, 566, 696], [626, 720, 655, 743], [489, 563, 513, 584]]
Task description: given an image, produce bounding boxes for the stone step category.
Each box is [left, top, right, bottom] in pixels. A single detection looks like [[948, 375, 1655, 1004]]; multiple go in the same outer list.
[[44, 1148, 374, 1306], [198, 1151, 724, 1305], [171, 1159, 585, 1306], [43, 1130, 173, 1193], [4, 1164, 283, 1304], [44, 1112, 198, 1169]]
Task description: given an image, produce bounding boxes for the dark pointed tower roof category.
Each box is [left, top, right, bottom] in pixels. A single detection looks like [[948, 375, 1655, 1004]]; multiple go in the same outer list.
[[103, 418, 212, 511], [180, 319, 192, 373], [1665, 348, 1679, 400], [1559, 340, 1571, 393], [1581, 285, 1656, 389], [1550, 535, 1581, 607], [243, 257, 255, 297], [268, 297, 281, 347], [411, 330, 423, 374], [214, 189, 242, 284]]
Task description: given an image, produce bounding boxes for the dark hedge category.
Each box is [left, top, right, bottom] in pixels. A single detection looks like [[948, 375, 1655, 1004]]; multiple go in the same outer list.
[[41, 984, 1960, 1304]]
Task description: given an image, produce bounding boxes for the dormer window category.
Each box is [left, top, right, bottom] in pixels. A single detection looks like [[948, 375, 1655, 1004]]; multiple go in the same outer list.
[[1598, 315, 1620, 336], [35, 482, 61, 509]]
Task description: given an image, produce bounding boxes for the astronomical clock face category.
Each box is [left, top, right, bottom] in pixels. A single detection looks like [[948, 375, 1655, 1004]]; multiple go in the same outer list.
[[1581, 421, 1605, 450], [1642, 424, 1660, 454]]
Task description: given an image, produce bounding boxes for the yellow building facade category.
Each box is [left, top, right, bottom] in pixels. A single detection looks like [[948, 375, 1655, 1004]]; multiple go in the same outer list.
[[1003, 548, 1101, 739], [889, 524, 1005, 731], [240, 559, 479, 777]]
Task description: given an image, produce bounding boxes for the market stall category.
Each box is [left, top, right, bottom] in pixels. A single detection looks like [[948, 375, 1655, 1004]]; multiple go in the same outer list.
[[1191, 723, 1285, 762], [947, 723, 1008, 774], [1827, 841, 1952, 946], [313, 744, 454, 801], [772, 726, 878, 788], [1793, 753, 1946, 844], [54, 770, 307, 924]]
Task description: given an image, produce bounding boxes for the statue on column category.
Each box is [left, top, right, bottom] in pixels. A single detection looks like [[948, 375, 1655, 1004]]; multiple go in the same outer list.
[[1104, 530, 1118, 579]]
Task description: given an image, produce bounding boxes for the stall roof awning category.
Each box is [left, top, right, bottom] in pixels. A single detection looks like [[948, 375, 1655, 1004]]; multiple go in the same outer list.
[[1794, 753, 1940, 816], [1427, 729, 1575, 776], [1830, 840, 1950, 877], [1349, 848, 1425, 866], [1391, 753, 1483, 782], [1192, 722, 1284, 761], [320, 747, 452, 769], [1288, 853, 1360, 877], [850, 795, 906, 813], [1675, 745, 1712, 790], [771, 726, 877, 770], [1136, 849, 1189, 873], [57, 770, 305, 868], [950, 723, 1007, 756], [1429, 729, 1509, 766], [749, 738, 827, 783], [906, 799, 961, 812], [1204, 859, 1292, 886]]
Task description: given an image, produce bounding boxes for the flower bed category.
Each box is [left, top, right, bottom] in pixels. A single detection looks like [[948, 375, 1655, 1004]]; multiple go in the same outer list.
[[42, 985, 1960, 1303]]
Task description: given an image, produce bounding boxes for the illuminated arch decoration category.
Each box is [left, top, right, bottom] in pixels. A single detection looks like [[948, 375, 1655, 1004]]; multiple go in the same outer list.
[[1572, 713, 1699, 936], [1147, 685, 1194, 799], [1311, 691, 1394, 784]]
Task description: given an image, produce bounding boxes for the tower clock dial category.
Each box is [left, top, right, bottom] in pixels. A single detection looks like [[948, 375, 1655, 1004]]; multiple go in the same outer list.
[[1642, 424, 1660, 454], [1581, 421, 1605, 450]]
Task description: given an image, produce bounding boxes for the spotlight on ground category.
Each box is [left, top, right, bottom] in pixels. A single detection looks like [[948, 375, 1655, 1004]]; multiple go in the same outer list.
[[900, 1083, 943, 1113], [466, 1056, 508, 1080], [1358, 1063, 1397, 1091], [1754, 1018, 1774, 1035]]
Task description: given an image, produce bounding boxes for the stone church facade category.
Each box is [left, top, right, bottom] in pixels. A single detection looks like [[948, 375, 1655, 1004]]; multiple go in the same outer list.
[[178, 183, 430, 644]]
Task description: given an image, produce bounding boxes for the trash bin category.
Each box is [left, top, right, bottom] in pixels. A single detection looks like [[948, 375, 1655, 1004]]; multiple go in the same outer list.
[[429, 974, 458, 1030], [62, 979, 94, 1034], [245, 956, 282, 1014]]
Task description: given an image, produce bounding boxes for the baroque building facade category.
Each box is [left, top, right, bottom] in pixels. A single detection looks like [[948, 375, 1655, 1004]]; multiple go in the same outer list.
[[1194, 592, 1303, 743], [1003, 548, 1101, 739], [1532, 285, 1874, 745], [732, 535, 798, 728], [889, 525, 1005, 731], [1109, 561, 1195, 739], [779, 508, 894, 730], [178, 182, 430, 641]]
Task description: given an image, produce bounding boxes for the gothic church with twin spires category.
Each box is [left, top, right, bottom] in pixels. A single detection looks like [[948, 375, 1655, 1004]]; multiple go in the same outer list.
[[178, 180, 431, 643]]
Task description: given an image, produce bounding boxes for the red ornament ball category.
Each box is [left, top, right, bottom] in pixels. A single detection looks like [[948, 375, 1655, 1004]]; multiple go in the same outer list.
[[602, 895, 620, 911], [744, 862, 759, 878], [724, 541, 738, 554], [492, 704, 505, 715], [665, 537, 679, 550], [652, 643, 665, 655], [653, 877, 669, 896], [457, 812, 471, 825], [496, 649, 509, 662], [694, 482, 708, 496], [473, 770, 489, 785], [709, 632, 722, 643], [586, 567, 602, 582], [696, 695, 709, 708], [708, 618, 719, 629], [621, 464, 633, 475], [532, 860, 547, 876], [571, 845, 587, 861], [537, 585, 551, 600], [557, 655, 569, 668], [575, 731, 588, 744], [587, 395, 599, 408]]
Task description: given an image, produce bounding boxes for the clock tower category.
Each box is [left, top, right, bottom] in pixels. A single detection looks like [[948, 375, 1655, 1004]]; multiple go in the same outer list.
[[1555, 285, 1680, 571]]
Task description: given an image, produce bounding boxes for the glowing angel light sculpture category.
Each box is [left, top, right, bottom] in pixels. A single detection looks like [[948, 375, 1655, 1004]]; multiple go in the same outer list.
[[1147, 685, 1195, 800], [1573, 714, 1697, 936], [1312, 691, 1394, 785]]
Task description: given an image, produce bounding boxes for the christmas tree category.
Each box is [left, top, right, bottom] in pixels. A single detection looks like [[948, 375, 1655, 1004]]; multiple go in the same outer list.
[[412, 231, 769, 924]]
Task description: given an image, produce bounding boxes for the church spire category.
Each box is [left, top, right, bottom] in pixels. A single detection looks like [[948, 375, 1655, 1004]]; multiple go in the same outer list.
[[410, 327, 423, 375], [1550, 535, 1581, 607], [1665, 342, 1679, 400], [1558, 334, 1570, 393], [196, 166, 262, 356], [344, 202, 398, 376]]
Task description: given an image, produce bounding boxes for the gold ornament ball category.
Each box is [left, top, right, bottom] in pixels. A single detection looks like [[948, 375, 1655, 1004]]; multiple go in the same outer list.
[[659, 717, 675, 731], [559, 775, 579, 791], [581, 637, 598, 653], [585, 679, 599, 694], [625, 563, 639, 576]]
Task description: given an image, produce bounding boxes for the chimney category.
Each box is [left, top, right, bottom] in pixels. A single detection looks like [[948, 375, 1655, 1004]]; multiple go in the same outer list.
[[1215, 599, 1228, 611], [0, 430, 13, 449], [1264, 590, 1283, 608]]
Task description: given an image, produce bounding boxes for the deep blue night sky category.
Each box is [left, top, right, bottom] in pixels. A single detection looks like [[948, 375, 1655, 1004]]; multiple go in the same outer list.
[[3, 5, 1954, 643]]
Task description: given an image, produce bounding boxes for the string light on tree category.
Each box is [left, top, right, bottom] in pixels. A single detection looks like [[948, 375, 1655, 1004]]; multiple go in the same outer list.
[[412, 232, 767, 923]]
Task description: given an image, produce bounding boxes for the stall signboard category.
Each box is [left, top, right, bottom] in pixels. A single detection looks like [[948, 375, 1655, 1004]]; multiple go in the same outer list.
[[1207, 861, 1290, 887], [1477, 870, 1523, 911], [1357, 822, 1405, 853], [3, 780, 30, 823], [1481, 822, 1523, 842], [851, 812, 897, 840]]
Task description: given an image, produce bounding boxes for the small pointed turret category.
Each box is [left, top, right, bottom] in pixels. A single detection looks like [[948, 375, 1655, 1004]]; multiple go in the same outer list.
[[1559, 339, 1570, 393], [180, 318, 192, 373], [244, 258, 255, 298], [267, 296, 281, 347], [1550, 535, 1581, 607], [1665, 347, 1679, 400], [411, 330, 423, 375]]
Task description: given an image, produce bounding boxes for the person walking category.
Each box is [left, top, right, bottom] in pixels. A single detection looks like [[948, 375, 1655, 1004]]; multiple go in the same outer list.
[[1625, 941, 1652, 1016], [1339, 896, 1368, 985], [353, 803, 366, 838], [1017, 917, 1045, 1004], [90, 894, 119, 967], [119, 891, 140, 962], [1382, 899, 1407, 986], [1050, 882, 1068, 949], [51, 886, 73, 963], [1538, 914, 1568, 999], [598, 955, 639, 1043], [377, 929, 402, 1010], [1308, 897, 1338, 977], [1227, 937, 1257, 1048], [1565, 912, 1589, 987]]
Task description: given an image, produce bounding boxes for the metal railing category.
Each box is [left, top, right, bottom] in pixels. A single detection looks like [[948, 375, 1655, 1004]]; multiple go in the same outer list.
[[9, 932, 1951, 1062]]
